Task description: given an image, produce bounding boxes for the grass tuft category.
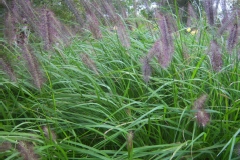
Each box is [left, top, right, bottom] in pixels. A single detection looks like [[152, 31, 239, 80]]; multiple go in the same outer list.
[[0, 1, 240, 160]]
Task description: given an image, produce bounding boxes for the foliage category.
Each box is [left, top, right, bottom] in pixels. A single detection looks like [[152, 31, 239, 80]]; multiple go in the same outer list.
[[0, 0, 240, 160]]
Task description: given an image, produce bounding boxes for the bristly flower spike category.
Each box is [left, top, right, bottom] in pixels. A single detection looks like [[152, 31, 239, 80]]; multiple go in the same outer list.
[[42, 126, 57, 141], [195, 109, 210, 127], [227, 22, 238, 53], [0, 58, 17, 82], [193, 94, 208, 110], [155, 12, 174, 68], [187, 2, 197, 27], [141, 56, 151, 83], [16, 141, 39, 160], [83, 1, 102, 39], [80, 53, 99, 75], [116, 15, 131, 48], [126, 131, 134, 151], [193, 94, 210, 127], [209, 40, 222, 72], [22, 45, 44, 89], [0, 142, 12, 152], [204, 0, 214, 26]]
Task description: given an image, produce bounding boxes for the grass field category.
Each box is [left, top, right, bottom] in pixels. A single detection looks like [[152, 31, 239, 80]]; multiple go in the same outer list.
[[0, 1, 240, 160]]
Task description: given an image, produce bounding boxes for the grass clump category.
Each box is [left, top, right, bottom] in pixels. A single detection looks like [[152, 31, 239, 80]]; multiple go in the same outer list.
[[0, 0, 240, 160]]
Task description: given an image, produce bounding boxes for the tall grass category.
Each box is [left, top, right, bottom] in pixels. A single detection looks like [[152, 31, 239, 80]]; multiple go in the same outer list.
[[0, 1, 240, 160]]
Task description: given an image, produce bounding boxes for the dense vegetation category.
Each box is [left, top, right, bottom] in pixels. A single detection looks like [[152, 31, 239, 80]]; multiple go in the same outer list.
[[0, 0, 239, 159]]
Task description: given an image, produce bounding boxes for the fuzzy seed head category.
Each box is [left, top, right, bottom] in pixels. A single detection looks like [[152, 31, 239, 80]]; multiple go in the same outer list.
[[227, 22, 238, 53], [80, 53, 99, 75], [39, 8, 66, 50], [157, 39, 173, 68], [147, 39, 161, 59], [116, 16, 130, 48], [87, 12, 102, 39], [0, 142, 12, 152], [101, 0, 117, 23], [141, 56, 151, 83], [195, 109, 210, 127], [127, 131, 134, 151], [4, 11, 18, 45], [65, 0, 84, 26], [209, 40, 222, 72], [42, 126, 57, 141], [204, 0, 215, 26], [0, 58, 17, 82], [17, 141, 39, 160], [193, 94, 210, 127], [218, 15, 234, 36], [155, 12, 174, 68], [193, 94, 208, 110], [21, 44, 44, 89]]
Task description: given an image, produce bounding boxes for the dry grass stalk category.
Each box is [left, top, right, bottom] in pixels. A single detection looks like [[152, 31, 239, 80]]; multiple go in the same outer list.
[[16, 141, 39, 160], [81, 53, 99, 75]]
